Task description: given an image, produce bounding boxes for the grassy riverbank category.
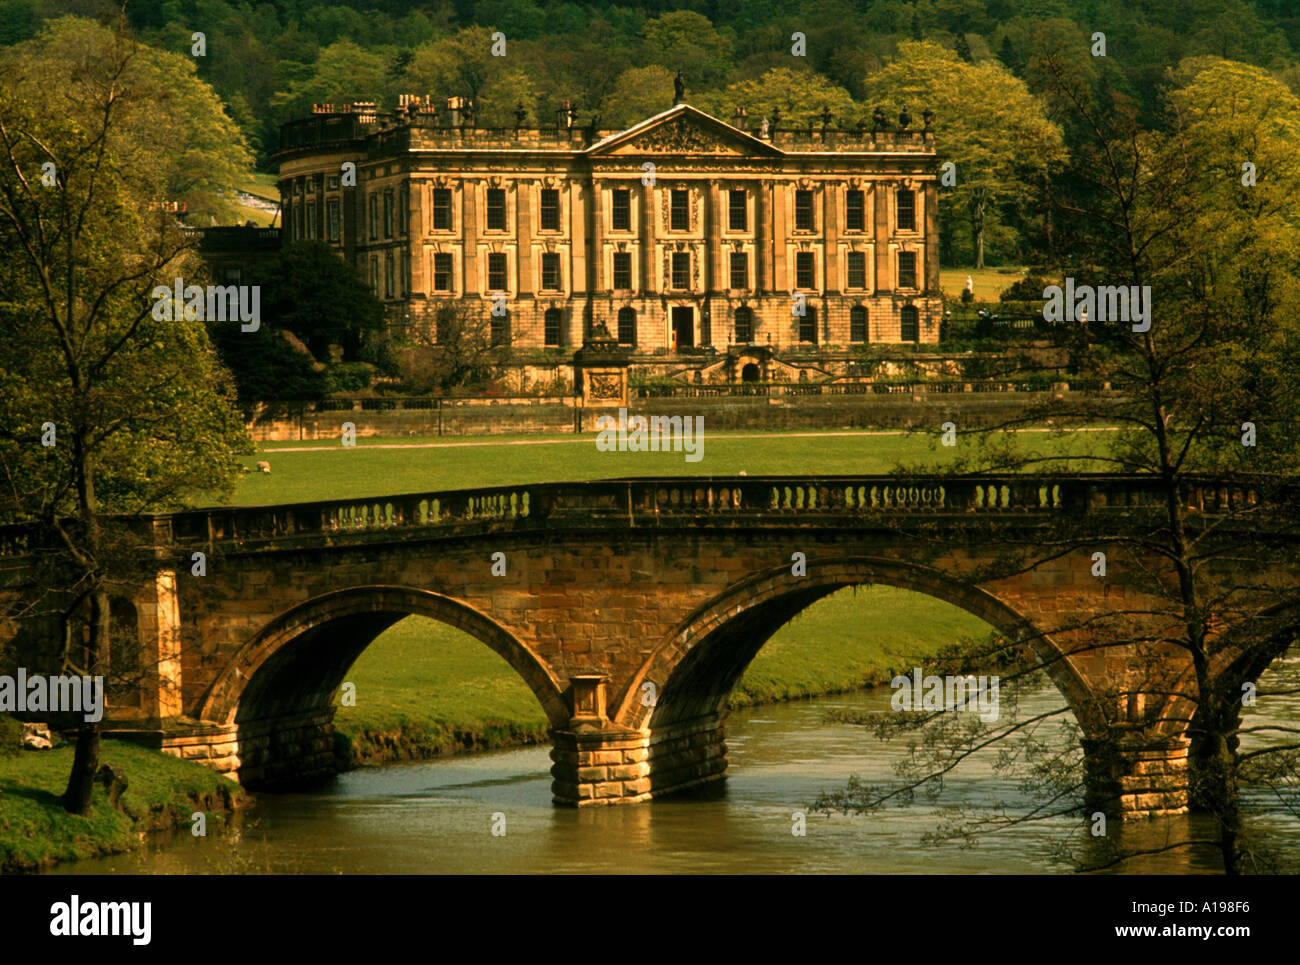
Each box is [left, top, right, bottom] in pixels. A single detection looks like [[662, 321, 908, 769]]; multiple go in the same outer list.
[[0, 726, 245, 873]]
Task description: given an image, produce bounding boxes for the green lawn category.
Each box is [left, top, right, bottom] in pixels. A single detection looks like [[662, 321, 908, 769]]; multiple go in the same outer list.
[[231, 428, 1109, 507], [0, 738, 243, 873], [940, 266, 1028, 301]]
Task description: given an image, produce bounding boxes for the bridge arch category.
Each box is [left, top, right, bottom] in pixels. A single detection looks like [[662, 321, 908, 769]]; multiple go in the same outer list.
[[197, 586, 567, 785], [613, 557, 1105, 736]]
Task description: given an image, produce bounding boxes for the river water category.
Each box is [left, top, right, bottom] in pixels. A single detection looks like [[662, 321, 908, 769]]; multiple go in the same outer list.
[[51, 658, 1300, 875]]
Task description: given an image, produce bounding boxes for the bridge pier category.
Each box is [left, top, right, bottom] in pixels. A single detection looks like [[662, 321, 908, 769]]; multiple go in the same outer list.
[[551, 676, 727, 803], [1083, 734, 1190, 819], [550, 715, 729, 805]]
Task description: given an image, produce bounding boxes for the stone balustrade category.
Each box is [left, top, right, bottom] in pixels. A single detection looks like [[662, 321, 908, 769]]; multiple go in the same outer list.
[[0, 475, 1294, 560]]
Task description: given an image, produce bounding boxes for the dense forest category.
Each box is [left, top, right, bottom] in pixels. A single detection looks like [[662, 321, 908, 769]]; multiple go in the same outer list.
[[3, 0, 1298, 267]]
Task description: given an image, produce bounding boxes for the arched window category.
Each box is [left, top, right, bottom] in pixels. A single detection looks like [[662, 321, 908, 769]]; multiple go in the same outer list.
[[544, 308, 563, 347], [850, 306, 868, 343], [900, 305, 919, 342], [617, 307, 637, 346], [734, 306, 753, 344]]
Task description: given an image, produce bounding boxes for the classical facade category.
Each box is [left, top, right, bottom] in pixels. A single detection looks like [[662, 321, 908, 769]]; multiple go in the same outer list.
[[274, 96, 941, 384]]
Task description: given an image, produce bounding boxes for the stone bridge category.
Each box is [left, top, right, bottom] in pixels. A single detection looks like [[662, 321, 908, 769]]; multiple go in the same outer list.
[[3, 474, 1298, 818]]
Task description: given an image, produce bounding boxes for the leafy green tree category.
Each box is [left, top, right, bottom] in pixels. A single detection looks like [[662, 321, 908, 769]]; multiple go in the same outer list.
[[641, 11, 736, 89], [821, 50, 1300, 875], [269, 40, 391, 121], [246, 240, 384, 362], [600, 66, 675, 128], [863, 40, 1066, 268], [698, 66, 857, 129], [0, 17, 252, 814]]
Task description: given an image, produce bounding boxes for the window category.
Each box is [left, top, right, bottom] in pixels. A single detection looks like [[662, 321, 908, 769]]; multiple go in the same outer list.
[[368, 195, 379, 239], [900, 305, 919, 342], [544, 308, 563, 346], [799, 306, 818, 343], [617, 307, 636, 345], [796, 251, 815, 290], [487, 188, 506, 230], [846, 189, 865, 231], [433, 253, 453, 292], [384, 251, 394, 297], [729, 189, 747, 231], [306, 201, 316, 239], [383, 191, 394, 237], [729, 252, 748, 290], [847, 251, 866, 289], [540, 188, 560, 231], [401, 256, 409, 296], [612, 252, 632, 290], [795, 189, 814, 231], [541, 252, 561, 290], [399, 184, 408, 235], [433, 188, 452, 230], [734, 306, 753, 343], [487, 252, 507, 291], [369, 257, 379, 292], [671, 189, 689, 230], [671, 252, 690, 289], [611, 189, 630, 231], [897, 250, 917, 288], [326, 200, 340, 242], [491, 310, 510, 347], [850, 305, 868, 343], [327, 175, 340, 190], [897, 188, 915, 231]]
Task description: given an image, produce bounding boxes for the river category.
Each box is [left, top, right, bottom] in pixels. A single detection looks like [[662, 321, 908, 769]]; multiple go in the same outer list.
[[50, 660, 1300, 875]]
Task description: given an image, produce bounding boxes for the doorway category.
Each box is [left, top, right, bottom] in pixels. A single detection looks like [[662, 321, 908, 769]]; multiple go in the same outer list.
[[671, 306, 694, 350]]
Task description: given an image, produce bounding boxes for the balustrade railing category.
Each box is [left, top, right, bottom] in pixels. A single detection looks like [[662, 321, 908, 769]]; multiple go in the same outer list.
[[0, 475, 1293, 559]]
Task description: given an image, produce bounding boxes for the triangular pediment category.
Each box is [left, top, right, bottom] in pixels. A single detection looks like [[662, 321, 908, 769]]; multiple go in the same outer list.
[[587, 104, 783, 158]]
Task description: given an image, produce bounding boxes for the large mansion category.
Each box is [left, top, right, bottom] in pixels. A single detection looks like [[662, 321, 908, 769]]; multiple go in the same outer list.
[[273, 95, 941, 384]]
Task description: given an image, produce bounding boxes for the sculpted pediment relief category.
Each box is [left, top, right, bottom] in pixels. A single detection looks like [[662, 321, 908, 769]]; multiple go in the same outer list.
[[591, 106, 783, 159]]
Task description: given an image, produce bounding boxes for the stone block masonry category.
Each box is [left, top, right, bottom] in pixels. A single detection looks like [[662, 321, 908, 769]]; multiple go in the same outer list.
[[5, 473, 1295, 819]]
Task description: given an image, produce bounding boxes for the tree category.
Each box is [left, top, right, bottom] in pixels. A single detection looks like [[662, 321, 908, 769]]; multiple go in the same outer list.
[[600, 66, 676, 129], [413, 300, 502, 393], [863, 40, 1066, 268], [245, 240, 384, 362], [641, 12, 736, 89], [698, 67, 857, 129], [817, 52, 1300, 874], [0, 17, 252, 814]]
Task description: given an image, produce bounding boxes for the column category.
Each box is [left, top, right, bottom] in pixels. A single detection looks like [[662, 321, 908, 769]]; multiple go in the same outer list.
[[461, 180, 478, 295], [570, 179, 588, 343], [823, 181, 839, 294], [517, 180, 533, 297], [925, 180, 940, 293], [874, 181, 891, 291]]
